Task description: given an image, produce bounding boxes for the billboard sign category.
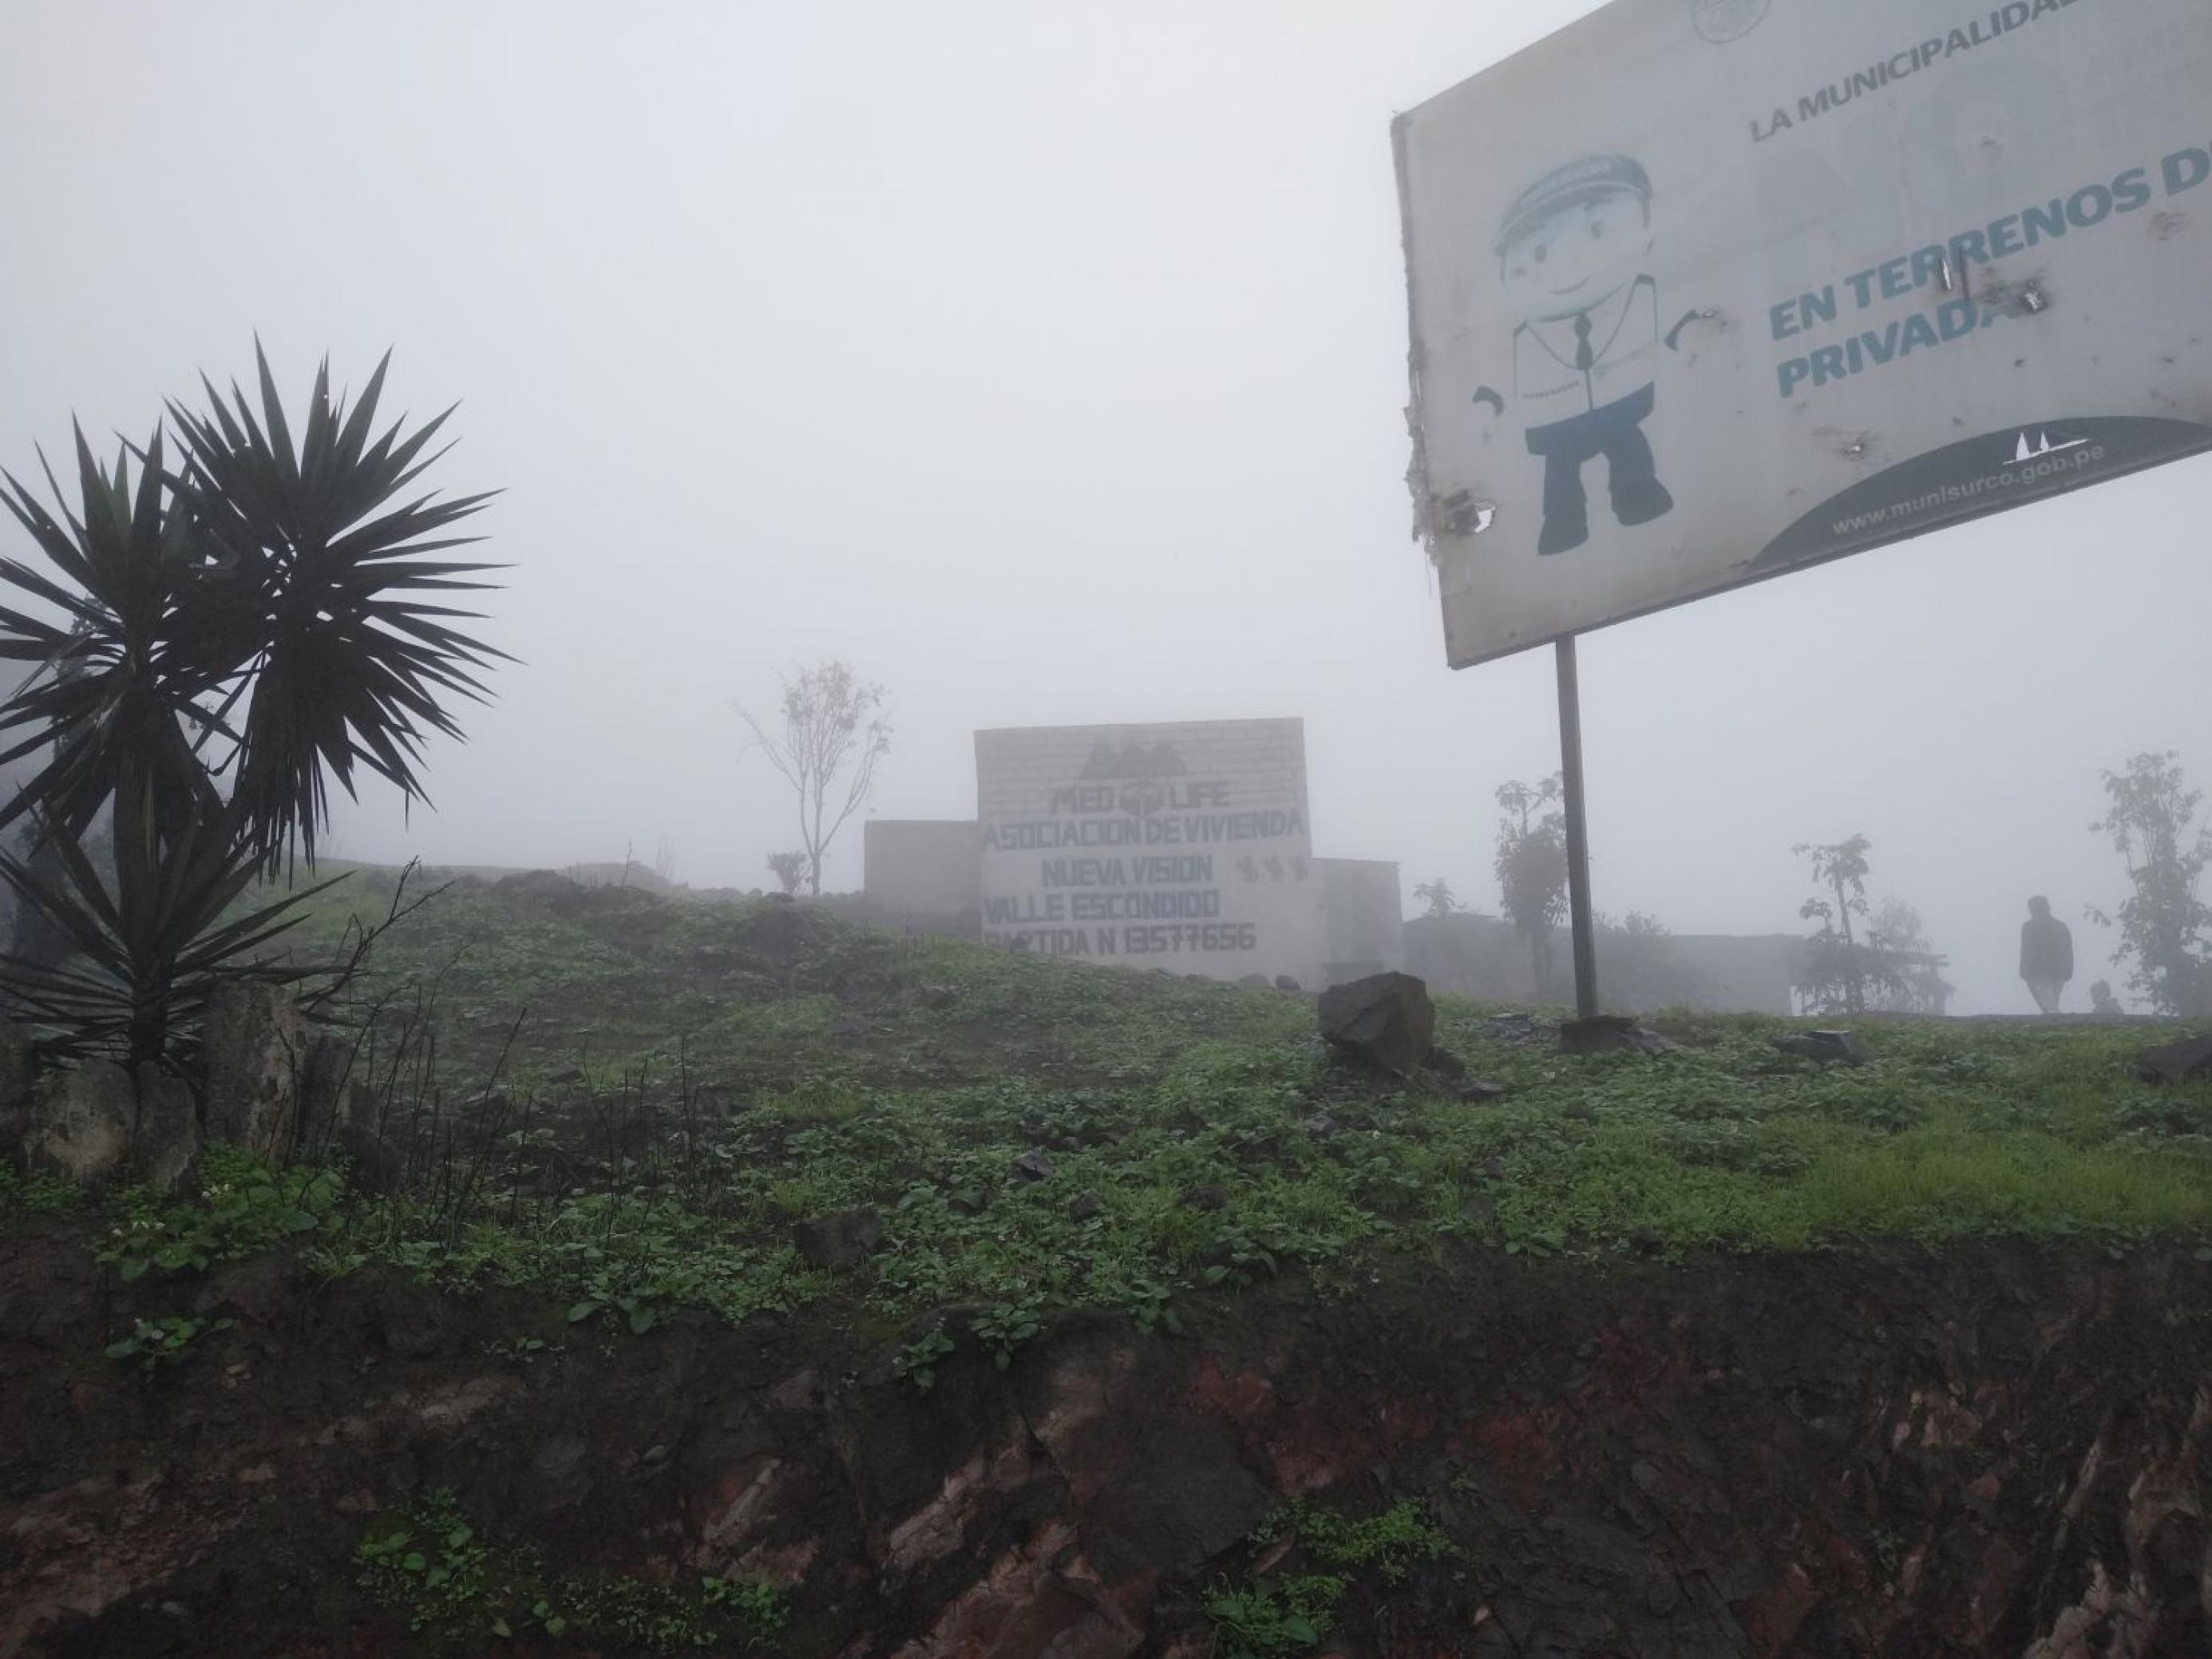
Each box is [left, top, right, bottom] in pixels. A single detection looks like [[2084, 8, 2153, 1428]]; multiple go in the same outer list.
[[974, 719, 1326, 985], [1396, 0, 2212, 667]]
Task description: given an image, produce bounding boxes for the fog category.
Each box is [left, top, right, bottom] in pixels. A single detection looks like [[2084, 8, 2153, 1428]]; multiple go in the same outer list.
[[5, 0, 2206, 1015]]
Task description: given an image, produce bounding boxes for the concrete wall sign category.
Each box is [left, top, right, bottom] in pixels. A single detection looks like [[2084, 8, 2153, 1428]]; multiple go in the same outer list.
[[1396, 0, 2212, 667], [973, 720, 1328, 986]]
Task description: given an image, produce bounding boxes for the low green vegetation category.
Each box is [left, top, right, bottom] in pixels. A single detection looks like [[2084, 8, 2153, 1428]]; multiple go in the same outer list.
[[99, 1146, 338, 1281], [30, 875, 2212, 1380], [355, 1491, 786, 1653], [1252, 1499, 1453, 1583], [103, 1313, 235, 1372], [0, 1162, 79, 1217], [1207, 1499, 1454, 1654]]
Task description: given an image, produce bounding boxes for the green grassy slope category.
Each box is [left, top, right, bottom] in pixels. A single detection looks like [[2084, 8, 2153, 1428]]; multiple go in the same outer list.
[[22, 867, 2207, 1345]]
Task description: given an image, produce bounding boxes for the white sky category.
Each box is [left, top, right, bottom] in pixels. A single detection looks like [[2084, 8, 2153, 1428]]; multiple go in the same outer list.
[[5, 1, 2207, 1012]]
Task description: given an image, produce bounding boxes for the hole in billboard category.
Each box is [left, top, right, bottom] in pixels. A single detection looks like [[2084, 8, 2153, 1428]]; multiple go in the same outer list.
[[1977, 271, 2054, 318], [1454, 500, 1498, 536], [1434, 491, 1497, 538]]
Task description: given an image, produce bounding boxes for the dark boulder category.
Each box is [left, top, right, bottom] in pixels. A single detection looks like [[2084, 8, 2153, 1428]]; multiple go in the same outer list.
[[792, 1208, 884, 1272], [490, 869, 594, 920], [1318, 972, 1436, 1077], [131, 1067, 201, 1195], [1776, 1030, 1870, 1067], [2137, 1035, 2212, 1086], [1561, 1016, 1682, 1057]]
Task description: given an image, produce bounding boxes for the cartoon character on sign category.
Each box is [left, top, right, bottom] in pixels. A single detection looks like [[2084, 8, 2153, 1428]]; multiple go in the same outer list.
[[1472, 155, 1704, 556]]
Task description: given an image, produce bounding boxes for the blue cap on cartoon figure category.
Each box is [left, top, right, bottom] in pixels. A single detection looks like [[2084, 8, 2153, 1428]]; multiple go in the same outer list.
[[1495, 155, 1653, 257]]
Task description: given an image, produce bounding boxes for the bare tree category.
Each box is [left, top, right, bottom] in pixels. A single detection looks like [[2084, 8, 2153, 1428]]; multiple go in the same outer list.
[[766, 850, 808, 896], [734, 660, 892, 897]]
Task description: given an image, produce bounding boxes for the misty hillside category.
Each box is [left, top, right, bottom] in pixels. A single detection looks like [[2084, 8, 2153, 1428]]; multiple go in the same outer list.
[[6, 873, 2212, 1654]]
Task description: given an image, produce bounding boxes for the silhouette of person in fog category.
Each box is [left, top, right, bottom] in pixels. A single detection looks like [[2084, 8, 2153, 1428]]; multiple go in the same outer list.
[[2019, 897, 2073, 1015]]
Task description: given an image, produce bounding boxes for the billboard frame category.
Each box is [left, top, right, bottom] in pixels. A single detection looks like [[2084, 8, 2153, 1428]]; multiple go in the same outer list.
[[1393, 0, 2212, 1013]]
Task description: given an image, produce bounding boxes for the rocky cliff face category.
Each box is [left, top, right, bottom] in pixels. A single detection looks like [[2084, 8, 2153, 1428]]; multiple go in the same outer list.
[[2, 1233, 2206, 1657]]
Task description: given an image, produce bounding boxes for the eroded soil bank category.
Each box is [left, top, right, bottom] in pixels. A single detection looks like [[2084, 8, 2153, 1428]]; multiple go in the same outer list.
[[3, 1232, 2208, 1657]]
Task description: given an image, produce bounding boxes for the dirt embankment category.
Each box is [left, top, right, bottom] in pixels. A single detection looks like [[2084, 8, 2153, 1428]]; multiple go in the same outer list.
[[2, 1232, 2207, 1657]]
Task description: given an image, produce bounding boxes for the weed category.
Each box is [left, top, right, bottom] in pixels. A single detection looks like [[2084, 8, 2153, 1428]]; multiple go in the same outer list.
[[0, 1163, 81, 1216], [104, 1314, 235, 1372], [1204, 1574, 1347, 1656], [1256, 1498, 1453, 1582], [99, 1146, 339, 1281], [481, 1335, 556, 1364], [892, 1326, 956, 1391], [356, 1491, 785, 1651], [973, 1290, 1045, 1369], [1126, 1277, 1184, 1336]]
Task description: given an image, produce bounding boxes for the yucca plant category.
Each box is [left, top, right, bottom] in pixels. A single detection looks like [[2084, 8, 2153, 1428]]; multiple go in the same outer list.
[[0, 345, 507, 1073]]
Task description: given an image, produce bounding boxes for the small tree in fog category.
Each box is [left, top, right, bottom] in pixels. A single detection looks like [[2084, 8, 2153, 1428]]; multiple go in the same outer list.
[[1412, 877, 1465, 919], [734, 660, 891, 897], [1793, 837, 1949, 1016], [1494, 775, 1567, 1000], [2089, 751, 2212, 1016], [1596, 911, 1716, 1013], [1795, 835, 1874, 1013], [766, 850, 808, 896], [1865, 899, 1952, 1016]]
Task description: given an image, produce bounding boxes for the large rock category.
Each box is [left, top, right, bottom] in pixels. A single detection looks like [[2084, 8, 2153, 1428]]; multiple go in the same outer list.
[[1318, 972, 1436, 1076], [130, 1066, 201, 1195], [1561, 1016, 1683, 1057], [792, 1209, 884, 1272], [1775, 1030, 1870, 1067], [25, 1059, 135, 1185], [490, 869, 592, 920], [297, 1032, 368, 1157], [2137, 1035, 2212, 1086], [202, 980, 311, 1158]]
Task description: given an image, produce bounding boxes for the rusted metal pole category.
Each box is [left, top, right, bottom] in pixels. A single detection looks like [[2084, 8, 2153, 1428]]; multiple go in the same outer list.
[[1555, 635, 1599, 1019]]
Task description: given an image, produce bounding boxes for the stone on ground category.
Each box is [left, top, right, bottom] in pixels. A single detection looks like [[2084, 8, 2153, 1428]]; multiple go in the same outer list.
[[1775, 1030, 1870, 1067], [131, 1067, 200, 1194], [1560, 1015, 1683, 1056], [1317, 972, 1435, 1076], [25, 1059, 135, 1185], [792, 1209, 884, 1272], [2137, 1035, 2212, 1086], [203, 980, 312, 1158]]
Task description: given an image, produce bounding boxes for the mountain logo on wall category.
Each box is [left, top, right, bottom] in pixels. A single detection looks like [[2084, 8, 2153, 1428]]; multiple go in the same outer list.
[[1079, 739, 1186, 781]]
